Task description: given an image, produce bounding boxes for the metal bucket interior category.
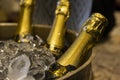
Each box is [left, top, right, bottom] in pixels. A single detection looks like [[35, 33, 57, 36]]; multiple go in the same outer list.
[[0, 23, 95, 80]]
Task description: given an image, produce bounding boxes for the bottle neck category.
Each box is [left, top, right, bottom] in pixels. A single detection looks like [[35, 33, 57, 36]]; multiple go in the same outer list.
[[46, 0, 69, 56], [14, 0, 34, 42]]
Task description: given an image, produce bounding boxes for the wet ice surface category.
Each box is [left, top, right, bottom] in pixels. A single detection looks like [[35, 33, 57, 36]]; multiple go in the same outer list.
[[0, 35, 55, 80], [6, 54, 31, 80]]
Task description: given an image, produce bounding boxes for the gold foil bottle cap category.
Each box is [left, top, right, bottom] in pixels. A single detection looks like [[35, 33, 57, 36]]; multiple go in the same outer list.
[[20, 0, 34, 6], [82, 13, 108, 41]]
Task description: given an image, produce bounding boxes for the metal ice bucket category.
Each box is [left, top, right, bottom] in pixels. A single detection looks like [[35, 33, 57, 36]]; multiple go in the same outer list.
[[0, 23, 95, 80]]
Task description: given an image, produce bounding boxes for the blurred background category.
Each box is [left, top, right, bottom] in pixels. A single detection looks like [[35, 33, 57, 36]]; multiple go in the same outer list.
[[91, 0, 120, 80], [0, 0, 120, 80], [92, 11, 120, 80]]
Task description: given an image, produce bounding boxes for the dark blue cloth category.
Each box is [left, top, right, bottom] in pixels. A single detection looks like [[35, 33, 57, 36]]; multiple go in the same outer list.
[[33, 0, 93, 33]]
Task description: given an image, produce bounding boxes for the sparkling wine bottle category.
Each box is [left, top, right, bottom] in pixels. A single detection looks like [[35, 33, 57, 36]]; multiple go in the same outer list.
[[46, 0, 70, 58], [46, 13, 108, 79], [14, 0, 34, 43]]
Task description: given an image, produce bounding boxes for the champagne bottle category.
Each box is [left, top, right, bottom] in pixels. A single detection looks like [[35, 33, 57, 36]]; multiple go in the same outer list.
[[46, 13, 108, 79], [14, 0, 34, 43], [46, 0, 70, 58]]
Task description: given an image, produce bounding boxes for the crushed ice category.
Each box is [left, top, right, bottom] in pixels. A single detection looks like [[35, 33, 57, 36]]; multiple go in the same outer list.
[[0, 35, 55, 80]]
